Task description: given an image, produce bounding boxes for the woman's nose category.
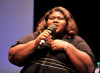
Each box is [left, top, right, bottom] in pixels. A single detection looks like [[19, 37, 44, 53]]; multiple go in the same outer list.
[[53, 19, 58, 23]]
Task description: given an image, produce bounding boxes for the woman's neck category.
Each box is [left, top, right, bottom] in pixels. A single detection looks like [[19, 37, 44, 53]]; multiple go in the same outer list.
[[52, 33, 65, 39]]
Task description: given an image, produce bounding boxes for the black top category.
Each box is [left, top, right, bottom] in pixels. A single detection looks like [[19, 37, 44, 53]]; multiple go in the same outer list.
[[12, 32, 95, 73]]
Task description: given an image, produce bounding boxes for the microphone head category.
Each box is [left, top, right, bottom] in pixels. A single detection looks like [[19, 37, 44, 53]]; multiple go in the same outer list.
[[47, 24, 57, 34]]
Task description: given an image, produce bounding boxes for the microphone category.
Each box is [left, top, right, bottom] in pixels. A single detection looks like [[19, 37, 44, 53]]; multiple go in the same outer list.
[[38, 24, 56, 48]]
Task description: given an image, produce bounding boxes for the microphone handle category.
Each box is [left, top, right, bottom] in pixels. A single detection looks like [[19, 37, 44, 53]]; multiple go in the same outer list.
[[40, 39, 45, 45], [37, 30, 52, 49], [39, 30, 51, 45], [37, 39, 45, 49]]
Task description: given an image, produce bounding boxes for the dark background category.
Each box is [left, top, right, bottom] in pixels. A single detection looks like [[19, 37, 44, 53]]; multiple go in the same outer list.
[[34, 0, 100, 62]]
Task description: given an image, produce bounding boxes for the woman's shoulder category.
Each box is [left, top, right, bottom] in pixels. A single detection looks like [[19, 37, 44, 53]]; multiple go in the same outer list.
[[74, 35, 85, 41], [67, 35, 86, 46], [18, 32, 38, 44]]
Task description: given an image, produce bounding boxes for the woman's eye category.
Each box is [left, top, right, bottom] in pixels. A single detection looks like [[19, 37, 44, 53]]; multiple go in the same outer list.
[[48, 17, 65, 20], [58, 17, 65, 20], [49, 17, 54, 20]]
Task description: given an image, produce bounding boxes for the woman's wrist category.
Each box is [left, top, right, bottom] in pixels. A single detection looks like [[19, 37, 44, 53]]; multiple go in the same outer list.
[[64, 42, 69, 51]]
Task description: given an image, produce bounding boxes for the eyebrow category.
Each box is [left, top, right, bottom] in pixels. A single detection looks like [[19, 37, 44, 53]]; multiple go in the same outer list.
[[49, 16, 64, 18]]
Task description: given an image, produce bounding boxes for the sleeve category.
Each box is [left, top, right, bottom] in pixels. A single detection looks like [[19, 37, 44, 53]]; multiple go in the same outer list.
[[11, 32, 38, 47], [75, 37, 96, 66]]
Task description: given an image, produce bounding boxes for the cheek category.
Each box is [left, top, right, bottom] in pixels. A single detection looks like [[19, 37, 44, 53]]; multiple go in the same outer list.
[[59, 26, 66, 31], [47, 20, 52, 26], [60, 21, 67, 29]]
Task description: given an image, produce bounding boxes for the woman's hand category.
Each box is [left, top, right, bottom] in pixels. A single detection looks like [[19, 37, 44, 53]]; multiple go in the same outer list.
[[35, 30, 51, 44], [50, 39, 66, 51]]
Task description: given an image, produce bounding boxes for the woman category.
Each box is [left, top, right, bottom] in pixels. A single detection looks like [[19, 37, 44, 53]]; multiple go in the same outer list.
[[8, 6, 95, 73]]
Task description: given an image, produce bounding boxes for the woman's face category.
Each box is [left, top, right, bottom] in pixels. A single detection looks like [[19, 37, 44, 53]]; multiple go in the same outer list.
[[47, 11, 67, 35]]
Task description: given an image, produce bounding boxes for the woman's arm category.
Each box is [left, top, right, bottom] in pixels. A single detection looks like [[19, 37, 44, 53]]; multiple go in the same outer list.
[[8, 30, 51, 66], [50, 40, 94, 73], [8, 39, 39, 66], [64, 43, 94, 73]]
